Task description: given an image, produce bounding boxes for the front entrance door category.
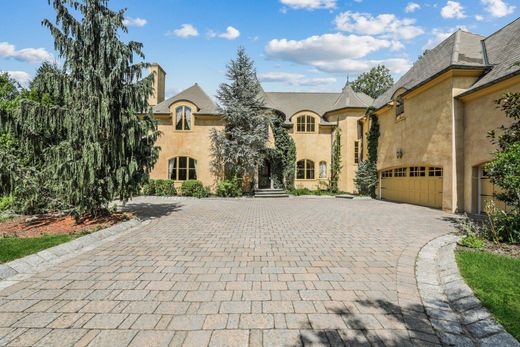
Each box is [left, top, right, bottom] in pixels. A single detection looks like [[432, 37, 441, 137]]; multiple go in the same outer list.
[[258, 159, 271, 189]]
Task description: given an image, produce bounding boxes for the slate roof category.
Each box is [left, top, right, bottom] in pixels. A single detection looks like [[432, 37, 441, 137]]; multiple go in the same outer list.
[[460, 17, 520, 96], [154, 83, 373, 123], [152, 83, 219, 115], [264, 85, 372, 123], [373, 30, 486, 109]]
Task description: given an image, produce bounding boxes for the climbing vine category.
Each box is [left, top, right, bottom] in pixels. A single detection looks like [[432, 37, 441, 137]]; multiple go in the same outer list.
[[267, 111, 296, 190], [330, 126, 342, 193], [354, 107, 379, 197]]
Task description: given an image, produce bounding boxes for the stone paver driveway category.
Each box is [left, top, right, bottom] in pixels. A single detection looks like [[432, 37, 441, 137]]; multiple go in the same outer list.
[[0, 197, 456, 346]]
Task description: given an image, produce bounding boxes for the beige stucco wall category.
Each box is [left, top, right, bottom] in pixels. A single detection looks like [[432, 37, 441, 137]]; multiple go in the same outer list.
[[327, 109, 365, 193], [375, 74, 480, 212], [461, 78, 519, 212], [289, 111, 333, 190], [150, 100, 224, 189]]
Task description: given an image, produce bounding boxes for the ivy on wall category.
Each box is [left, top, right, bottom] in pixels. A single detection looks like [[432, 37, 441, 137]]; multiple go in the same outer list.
[[267, 111, 296, 190], [330, 126, 342, 193], [354, 107, 379, 197], [366, 107, 380, 164]]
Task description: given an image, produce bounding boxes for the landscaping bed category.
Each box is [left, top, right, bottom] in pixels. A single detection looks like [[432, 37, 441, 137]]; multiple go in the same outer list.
[[456, 248, 520, 341], [0, 212, 132, 264]]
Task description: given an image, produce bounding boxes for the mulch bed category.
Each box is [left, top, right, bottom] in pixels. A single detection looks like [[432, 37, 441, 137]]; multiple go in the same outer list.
[[482, 240, 520, 258], [0, 212, 133, 238]]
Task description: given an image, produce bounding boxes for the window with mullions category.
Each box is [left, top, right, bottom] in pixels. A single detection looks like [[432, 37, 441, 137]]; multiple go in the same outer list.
[[429, 167, 443, 177], [296, 159, 315, 179], [395, 95, 404, 117], [175, 106, 192, 130], [169, 156, 197, 180], [296, 115, 316, 132], [394, 167, 407, 177], [410, 166, 426, 177], [381, 170, 393, 178], [354, 141, 359, 164]]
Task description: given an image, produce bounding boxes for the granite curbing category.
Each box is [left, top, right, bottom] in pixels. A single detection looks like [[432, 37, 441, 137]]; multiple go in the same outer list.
[[416, 234, 519, 347], [0, 218, 144, 289]]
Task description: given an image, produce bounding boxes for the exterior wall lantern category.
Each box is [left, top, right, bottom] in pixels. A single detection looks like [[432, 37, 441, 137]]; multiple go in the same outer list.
[[396, 148, 404, 159]]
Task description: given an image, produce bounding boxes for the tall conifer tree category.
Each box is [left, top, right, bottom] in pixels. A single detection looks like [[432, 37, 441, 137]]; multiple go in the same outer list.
[[210, 47, 268, 181], [0, 0, 159, 215]]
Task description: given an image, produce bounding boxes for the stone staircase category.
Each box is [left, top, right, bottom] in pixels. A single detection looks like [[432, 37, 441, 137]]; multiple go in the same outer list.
[[254, 188, 289, 198]]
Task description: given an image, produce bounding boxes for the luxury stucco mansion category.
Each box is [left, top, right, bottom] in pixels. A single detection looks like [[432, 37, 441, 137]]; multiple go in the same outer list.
[[146, 18, 519, 214]]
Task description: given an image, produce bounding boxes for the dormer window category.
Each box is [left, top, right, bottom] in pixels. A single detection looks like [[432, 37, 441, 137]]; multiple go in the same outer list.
[[175, 106, 192, 130], [296, 115, 316, 132], [395, 96, 404, 117]]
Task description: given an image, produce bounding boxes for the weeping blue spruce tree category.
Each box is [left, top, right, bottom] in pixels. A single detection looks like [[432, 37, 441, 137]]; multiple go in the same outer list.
[[1, 0, 159, 216]]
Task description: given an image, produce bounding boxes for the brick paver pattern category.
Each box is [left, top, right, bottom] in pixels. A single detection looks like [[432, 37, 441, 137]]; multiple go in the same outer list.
[[0, 197, 455, 346]]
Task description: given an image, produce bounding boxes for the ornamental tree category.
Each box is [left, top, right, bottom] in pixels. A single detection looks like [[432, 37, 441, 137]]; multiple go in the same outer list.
[[351, 65, 394, 99], [0, 0, 159, 216], [210, 47, 268, 182]]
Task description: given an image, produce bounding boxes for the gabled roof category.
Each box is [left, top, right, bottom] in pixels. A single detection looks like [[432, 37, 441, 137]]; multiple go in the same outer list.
[[460, 17, 520, 96], [152, 83, 219, 115], [373, 29, 486, 109]]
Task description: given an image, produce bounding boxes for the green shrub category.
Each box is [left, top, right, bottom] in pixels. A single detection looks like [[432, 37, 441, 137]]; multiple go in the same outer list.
[[458, 235, 485, 249], [0, 195, 14, 211], [354, 160, 378, 197], [141, 179, 176, 196], [181, 180, 209, 198], [487, 202, 520, 244], [216, 177, 242, 197], [290, 188, 312, 196]]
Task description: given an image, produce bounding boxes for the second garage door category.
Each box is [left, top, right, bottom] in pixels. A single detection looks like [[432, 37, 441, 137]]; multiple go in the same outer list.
[[380, 166, 443, 209]]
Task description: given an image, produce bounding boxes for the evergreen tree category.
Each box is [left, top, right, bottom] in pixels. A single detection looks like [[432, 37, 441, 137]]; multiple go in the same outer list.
[[0, 0, 159, 216], [268, 111, 296, 190], [210, 47, 268, 182], [351, 65, 394, 99]]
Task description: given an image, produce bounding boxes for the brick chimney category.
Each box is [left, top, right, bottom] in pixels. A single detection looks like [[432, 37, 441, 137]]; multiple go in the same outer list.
[[148, 63, 166, 107]]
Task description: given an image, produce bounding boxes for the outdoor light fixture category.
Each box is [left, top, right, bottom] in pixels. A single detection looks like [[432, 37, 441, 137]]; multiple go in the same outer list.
[[396, 148, 403, 159]]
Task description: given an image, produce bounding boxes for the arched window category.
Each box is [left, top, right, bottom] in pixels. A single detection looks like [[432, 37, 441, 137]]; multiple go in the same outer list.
[[175, 106, 192, 130], [296, 115, 316, 132], [319, 161, 327, 178], [169, 156, 197, 180], [296, 159, 315, 180]]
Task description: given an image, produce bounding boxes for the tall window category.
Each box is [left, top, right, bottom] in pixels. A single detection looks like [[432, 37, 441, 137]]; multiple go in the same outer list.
[[175, 106, 192, 130], [354, 141, 359, 164], [319, 161, 327, 178], [296, 159, 315, 179], [169, 156, 197, 180], [395, 96, 404, 117], [296, 115, 316, 132]]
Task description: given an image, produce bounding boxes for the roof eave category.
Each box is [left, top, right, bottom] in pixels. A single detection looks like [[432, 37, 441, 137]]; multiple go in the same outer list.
[[457, 69, 520, 99]]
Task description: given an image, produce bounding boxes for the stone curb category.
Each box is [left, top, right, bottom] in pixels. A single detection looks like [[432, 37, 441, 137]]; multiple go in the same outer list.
[[416, 234, 519, 347], [0, 218, 144, 290]]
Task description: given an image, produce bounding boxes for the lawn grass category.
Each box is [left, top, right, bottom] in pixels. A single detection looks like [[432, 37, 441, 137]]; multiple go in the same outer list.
[[0, 234, 82, 264], [456, 250, 520, 340]]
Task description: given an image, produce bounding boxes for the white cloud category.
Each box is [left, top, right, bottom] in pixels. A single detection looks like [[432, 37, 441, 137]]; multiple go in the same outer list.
[[122, 17, 147, 27], [441, 1, 466, 18], [423, 25, 468, 49], [4, 70, 31, 88], [405, 2, 421, 13], [475, 14, 485, 20], [334, 12, 424, 40], [481, 0, 515, 17], [258, 72, 336, 86], [219, 26, 240, 40], [265, 33, 410, 74], [0, 42, 53, 64], [169, 24, 199, 38], [280, 0, 336, 10]]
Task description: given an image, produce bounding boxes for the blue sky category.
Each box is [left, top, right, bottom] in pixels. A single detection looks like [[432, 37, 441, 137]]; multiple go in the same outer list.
[[1, 0, 518, 98]]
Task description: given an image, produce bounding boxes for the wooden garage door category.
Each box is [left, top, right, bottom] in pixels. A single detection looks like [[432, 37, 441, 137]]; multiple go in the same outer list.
[[380, 166, 443, 208], [479, 166, 509, 214]]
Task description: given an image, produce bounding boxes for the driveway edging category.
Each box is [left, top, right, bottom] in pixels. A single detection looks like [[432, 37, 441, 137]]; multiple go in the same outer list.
[[416, 234, 519, 347], [0, 218, 144, 289]]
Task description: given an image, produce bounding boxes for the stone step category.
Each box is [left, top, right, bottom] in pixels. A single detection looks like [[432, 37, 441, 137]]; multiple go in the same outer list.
[[254, 189, 288, 198]]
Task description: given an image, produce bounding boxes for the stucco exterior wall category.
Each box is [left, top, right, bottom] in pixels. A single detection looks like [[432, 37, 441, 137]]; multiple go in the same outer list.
[[376, 76, 457, 211], [289, 111, 333, 190], [327, 109, 365, 193], [149, 100, 224, 189], [461, 80, 519, 212]]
